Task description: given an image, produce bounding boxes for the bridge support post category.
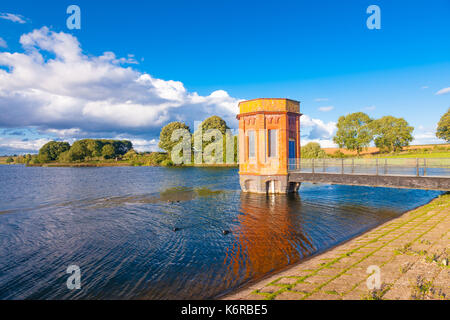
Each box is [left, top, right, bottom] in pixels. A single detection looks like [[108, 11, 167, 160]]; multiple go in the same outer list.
[[416, 158, 419, 176]]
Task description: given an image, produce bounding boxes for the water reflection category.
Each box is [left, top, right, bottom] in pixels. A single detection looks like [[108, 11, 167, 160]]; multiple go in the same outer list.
[[225, 193, 314, 283]]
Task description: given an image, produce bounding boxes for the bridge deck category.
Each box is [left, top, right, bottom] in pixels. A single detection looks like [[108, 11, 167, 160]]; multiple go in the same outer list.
[[288, 158, 450, 191], [288, 172, 450, 191]]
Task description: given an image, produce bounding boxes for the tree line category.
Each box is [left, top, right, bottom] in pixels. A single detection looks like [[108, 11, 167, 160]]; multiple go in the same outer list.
[[7, 108, 450, 164], [302, 108, 450, 158], [158, 115, 238, 164], [36, 139, 133, 164], [29, 115, 237, 166], [332, 112, 414, 154]]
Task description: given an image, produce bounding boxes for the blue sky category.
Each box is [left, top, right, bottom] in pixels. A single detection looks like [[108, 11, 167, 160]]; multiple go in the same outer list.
[[0, 0, 449, 154]]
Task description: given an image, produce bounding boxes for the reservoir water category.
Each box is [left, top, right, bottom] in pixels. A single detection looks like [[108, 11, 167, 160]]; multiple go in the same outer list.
[[0, 165, 442, 299]]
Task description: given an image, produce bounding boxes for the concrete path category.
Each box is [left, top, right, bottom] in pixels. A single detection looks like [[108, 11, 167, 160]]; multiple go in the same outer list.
[[224, 194, 449, 300]]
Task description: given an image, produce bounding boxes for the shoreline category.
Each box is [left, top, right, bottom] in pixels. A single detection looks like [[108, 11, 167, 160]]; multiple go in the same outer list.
[[222, 193, 449, 300], [23, 163, 238, 168]]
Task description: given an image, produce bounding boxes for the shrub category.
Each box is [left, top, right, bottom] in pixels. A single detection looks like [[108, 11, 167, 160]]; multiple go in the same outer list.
[[57, 151, 72, 163], [160, 159, 174, 167], [38, 141, 71, 162], [145, 152, 168, 166], [101, 144, 115, 159], [301, 142, 327, 159]]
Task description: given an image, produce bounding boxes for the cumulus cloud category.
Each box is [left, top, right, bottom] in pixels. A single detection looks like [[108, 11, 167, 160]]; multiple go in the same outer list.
[[0, 26, 341, 153], [0, 27, 241, 150], [0, 37, 7, 48], [436, 87, 450, 95], [0, 13, 26, 24], [0, 136, 51, 154], [300, 114, 337, 148], [412, 132, 442, 145], [412, 125, 444, 145], [314, 98, 328, 102], [318, 105, 334, 112], [99, 52, 139, 65], [120, 137, 159, 152]]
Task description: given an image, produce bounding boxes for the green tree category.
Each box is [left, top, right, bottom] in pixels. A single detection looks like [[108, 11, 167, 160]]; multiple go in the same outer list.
[[30, 155, 41, 164], [101, 144, 116, 159], [160, 159, 174, 167], [370, 116, 414, 152], [68, 140, 89, 161], [233, 135, 238, 163], [333, 112, 373, 155], [108, 140, 133, 155], [85, 139, 103, 158], [158, 122, 191, 155], [436, 108, 450, 142], [57, 150, 73, 163], [192, 116, 232, 163], [22, 154, 32, 164], [145, 152, 168, 166], [6, 157, 14, 164], [301, 142, 327, 158], [38, 141, 70, 162], [201, 115, 229, 135], [123, 149, 138, 160]]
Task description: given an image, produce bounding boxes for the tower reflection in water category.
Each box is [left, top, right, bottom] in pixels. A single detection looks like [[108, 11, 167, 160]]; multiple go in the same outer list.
[[224, 192, 315, 285]]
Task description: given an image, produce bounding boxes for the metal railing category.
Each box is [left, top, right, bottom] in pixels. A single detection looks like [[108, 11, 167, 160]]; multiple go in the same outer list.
[[288, 158, 450, 177]]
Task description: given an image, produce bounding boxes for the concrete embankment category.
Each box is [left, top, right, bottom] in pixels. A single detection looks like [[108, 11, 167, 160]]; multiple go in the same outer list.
[[224, 194, 449, 300]]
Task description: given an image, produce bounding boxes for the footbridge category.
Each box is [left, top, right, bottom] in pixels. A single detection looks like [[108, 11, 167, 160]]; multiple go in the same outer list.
[[237, 98, 450, 193], [288, 158, 450, 191]]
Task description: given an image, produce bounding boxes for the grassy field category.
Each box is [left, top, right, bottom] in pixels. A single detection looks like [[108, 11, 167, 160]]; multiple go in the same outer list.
[[324, 143, 450, 156], [369, 151, 450, 159]]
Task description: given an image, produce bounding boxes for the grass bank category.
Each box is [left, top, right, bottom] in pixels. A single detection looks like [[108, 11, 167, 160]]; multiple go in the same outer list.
[[23, 161, 238, 168]]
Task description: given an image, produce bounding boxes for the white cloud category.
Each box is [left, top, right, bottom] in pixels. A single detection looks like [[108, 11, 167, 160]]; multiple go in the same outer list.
[[0, 37, 7, 48], [0, 136, 51, 154], [364, 105, 376, 111], [0, 27, 241, 149], [0, 13, 26, 24], [300, 114, 336, 148], [314, 98, 329, 102], [411, 124, 447, 145], [436, 87, 450, 95], [318, 105, 334, 112], [301, 138, 337, 148], [0, 27, 345, 154], [122, 137, 159, 152], [421, 86, 429, 89], [99, 52, 139, 65]]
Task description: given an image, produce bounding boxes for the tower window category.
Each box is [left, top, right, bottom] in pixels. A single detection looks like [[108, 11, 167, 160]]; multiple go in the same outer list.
[[268, 129, 277, 157], [248, 130, 255, 158]]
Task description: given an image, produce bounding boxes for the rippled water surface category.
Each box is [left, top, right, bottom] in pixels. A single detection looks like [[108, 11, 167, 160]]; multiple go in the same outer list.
[[0, 165, 442, 299]]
